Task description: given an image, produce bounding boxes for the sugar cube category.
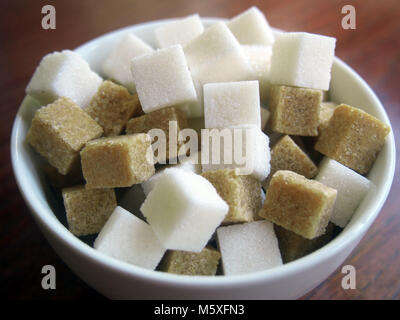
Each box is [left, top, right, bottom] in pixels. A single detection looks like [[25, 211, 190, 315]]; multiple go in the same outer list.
[[81, 134, 155, 189], [94, 206, 166, 270], [259, 170, 337, 239], [269, 32, 336, 90], [62, 185, 116, 236], [131, 45, 197, 115], [160, 247, 221, 276], [183, 22, 252, 84], [217, 220, 282, 275], [228, 7, 274, 46], [140, 168, 229, 252], [86, 80, 142, 136], [27, 97, 103, 175], [125, 106, 187, 163], [102, 33, 153, 92], [315, 158, 373, 227], [201, 168, 262, 224], [274, 222, 335, 263], [268, 85, 322, 136], [201, 125, 271, 181], [315, 104, 390, 174], [26, 50, 102, 108], [242, 45, 272, 103], [155, 14, 204, 48], [204, 81, 261, 129]]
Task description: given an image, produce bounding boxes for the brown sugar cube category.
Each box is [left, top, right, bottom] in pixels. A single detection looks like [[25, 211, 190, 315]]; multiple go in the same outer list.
[[44, 161, 84, 189], [62, 185, 117, 236], [315, 104, 391, 174], [126, 106, 187, 162], [201, 169, 262, 224], [263, 135, 318, 189], [81, 134, 155, 189], [27, 97, 103, 175], [268, 85, 322, 136], [160, 247, 221, 276], [258, 170, 337, 239], [318, 102, 337, 132], [274, 222, 335, 263], [86, 80, 142, 136]]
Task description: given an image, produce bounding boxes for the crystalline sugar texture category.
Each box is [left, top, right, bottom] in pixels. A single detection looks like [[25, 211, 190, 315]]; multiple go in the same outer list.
[[140, 168, 228, 252], [94, 206, 166, 270], [217, 220, 282, 275], [131, 45, 197, 114], [315, 158, 373, 227], [269, 32, 336, 90], [204, 81, 261, 129], [26, 50, 102, 108]]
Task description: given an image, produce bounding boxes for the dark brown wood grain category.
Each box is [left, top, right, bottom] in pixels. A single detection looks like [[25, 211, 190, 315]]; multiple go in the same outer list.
[[0, 0, 399, 300]]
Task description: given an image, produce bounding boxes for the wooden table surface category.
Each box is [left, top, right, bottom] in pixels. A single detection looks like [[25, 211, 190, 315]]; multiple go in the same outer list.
[[1, 0, 399, 300]]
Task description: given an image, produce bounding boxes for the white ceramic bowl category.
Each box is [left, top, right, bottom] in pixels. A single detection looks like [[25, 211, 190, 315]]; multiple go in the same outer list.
[[11, 18, 396, 299]]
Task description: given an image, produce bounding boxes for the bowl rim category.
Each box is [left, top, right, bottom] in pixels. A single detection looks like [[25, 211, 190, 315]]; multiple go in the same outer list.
[[11, 17, 396, 289]]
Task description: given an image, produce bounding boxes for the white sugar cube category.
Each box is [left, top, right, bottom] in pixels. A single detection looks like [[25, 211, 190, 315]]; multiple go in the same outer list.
[[269, 32, 336, 90], [131, 45, 197, 115], [217, 220, 282, 275], [242, 44, 272, 103], [102, 33, 153, 92], [315, 158, 373, 227], [228, 7, 274, 46], [94, 206, 166, 270], [201, 125, 270, 181], [184, 22, 252, 84], [26, 50, 102, 108], [155, 14, 204, 48], [140, 168, 228, 252], [260, 107, 270, 130], [204, 81, 261, 129]]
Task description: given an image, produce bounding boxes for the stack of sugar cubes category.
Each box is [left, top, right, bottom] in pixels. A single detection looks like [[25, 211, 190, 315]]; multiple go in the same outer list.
[[25, 6, 390, 276]]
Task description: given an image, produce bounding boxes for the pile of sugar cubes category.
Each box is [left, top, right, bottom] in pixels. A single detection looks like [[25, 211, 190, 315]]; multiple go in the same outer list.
[[25, 7, 391, 276]]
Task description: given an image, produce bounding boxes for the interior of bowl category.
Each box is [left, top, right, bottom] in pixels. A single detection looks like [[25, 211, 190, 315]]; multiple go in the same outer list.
[[11, 18, 396, 286]]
